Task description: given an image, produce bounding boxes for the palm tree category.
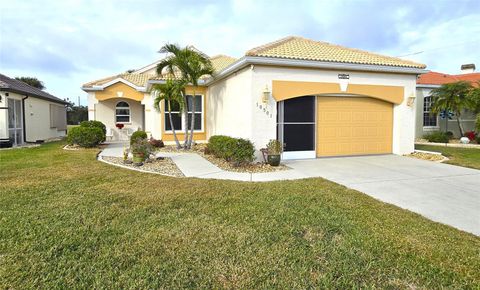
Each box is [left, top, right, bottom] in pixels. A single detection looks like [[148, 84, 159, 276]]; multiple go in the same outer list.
[[156, 44, 214, 149], [152, 79, 187, 149], [430, 81, 473, 136]]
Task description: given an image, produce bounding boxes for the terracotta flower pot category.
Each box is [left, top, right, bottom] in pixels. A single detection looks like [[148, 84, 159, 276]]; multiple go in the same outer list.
[[132, 152, 145, 165]]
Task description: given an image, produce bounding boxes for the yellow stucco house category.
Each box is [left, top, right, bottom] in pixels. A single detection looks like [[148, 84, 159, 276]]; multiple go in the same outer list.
[[82, 36, 426, 160]]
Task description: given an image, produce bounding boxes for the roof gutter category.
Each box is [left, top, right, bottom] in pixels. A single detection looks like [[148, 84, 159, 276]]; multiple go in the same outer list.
[[416, 84, 441, 89], [206, 56, 429, 85]]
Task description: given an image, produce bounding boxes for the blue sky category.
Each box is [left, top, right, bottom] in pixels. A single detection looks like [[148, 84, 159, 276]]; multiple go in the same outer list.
[[1, 0, 479, 105]]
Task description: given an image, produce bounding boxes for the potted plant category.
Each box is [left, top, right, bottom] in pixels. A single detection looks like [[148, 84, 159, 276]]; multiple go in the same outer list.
[[130, 138, 152, 166], [266, 139, 283, 166]]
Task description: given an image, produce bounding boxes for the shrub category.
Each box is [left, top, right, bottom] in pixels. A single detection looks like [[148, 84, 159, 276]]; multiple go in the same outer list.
[[266, 139, 283, 155], [207, 135, 255, 166], [67, 126, 104, 147], [131, 138, 153, 157], [476, 136, 480, 144], [130, 130, 148, 145], [231, 138, 255, 166], [80, 120, 106, 141], [207, 135, 236, 159], [464, 131, 477, 141], [423, 131, 449, 143], [446, 131, 454, 139]]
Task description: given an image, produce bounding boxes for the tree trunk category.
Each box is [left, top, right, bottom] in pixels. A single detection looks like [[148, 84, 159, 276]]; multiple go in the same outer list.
[[167, 100, 181, 149], [183, 94, 189, 149], [456, 111, 465, 137], [188, 90, 196, 149]]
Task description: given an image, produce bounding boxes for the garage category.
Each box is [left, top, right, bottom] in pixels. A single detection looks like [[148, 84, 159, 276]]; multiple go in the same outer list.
[[316, 96, 393, 157]]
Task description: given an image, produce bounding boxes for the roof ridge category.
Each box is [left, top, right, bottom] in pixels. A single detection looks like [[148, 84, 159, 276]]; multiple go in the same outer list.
[[245, 36, 296, 56], [210, 54, 236, 60]]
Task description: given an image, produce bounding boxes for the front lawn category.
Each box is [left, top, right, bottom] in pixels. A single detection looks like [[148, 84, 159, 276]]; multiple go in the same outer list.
[[1, 142, 479, 288], [416, 144, 480, 170]]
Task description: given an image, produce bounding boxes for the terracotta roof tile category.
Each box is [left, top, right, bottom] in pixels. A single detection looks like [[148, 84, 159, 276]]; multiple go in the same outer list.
[[246, 36, 426, 69], [417, 71, 480, 86]]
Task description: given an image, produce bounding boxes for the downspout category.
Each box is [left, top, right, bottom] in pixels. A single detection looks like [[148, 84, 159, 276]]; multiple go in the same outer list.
[[22, 95, 28, 143]]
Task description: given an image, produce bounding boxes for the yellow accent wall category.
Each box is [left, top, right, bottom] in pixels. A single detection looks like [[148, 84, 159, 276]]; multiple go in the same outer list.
[[95, 82, 145, 101], [272, 80, 404, 104]]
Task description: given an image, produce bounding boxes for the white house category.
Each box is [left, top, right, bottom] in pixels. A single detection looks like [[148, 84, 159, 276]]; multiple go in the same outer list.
[[82, 36, 427, 159], [0, 74, 67, 147]]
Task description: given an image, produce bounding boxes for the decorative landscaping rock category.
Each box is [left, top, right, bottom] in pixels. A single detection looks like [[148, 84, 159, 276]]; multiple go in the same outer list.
[[157, 144, 290, 173], [406, 151, 446, 162], [101, 156, 184, 177]]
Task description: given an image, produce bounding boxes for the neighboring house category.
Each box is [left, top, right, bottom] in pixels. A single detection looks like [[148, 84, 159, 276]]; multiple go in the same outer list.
[[82, 36, 426, 160], [415, 65, 479, 138], [0, 74, 67, 147]]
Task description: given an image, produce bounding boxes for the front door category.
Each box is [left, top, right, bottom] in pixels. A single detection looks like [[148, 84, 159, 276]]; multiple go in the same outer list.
[[8, 98, 23, 146]]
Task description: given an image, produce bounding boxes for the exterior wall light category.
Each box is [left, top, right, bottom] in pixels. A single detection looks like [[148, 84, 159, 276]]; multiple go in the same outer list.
[[117, 91, 124, 98], [262, 85, 270, 103], [407, 94, 416, 107]]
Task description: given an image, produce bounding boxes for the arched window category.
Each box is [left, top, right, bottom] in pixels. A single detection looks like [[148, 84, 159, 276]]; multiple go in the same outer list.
[[115, 101, 130, 123]]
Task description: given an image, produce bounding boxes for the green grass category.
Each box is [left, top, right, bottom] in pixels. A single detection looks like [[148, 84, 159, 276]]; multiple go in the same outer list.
[[416, 144, 480, 170], [1, 142, 479, 288]]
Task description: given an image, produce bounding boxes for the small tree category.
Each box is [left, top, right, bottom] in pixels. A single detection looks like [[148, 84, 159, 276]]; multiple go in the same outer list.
[[15, 77, 45, 90], [156, 44, 214, 149], [430, 81, 473, 137], [152, 79, 187, 149], [467, 84, 480, 114]]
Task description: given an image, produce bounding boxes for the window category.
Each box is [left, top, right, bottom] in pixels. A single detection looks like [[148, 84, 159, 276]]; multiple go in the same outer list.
[[423, 96, 437, 127], [116, 101, 130, 123], [50, 104, 67, 130], [164, 95, 203, 131]]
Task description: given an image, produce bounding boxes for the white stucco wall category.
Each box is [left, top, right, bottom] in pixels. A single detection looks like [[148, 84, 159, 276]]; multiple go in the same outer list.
[[24, 96, 66, 142], [209, 65, 419, 158], [94, 97, 144, 140], [0, 92, 66, 143], [207, 67, 253, 140]]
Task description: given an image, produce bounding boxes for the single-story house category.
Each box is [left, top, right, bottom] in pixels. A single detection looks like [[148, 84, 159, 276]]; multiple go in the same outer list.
[[416, 64, 479, 138], [82, 36, 427, 159], [0, 73, 67, 147]]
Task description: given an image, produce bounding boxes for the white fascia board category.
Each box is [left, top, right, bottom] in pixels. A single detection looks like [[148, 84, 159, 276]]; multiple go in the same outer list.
[[416, 84, 441, 89], [81, 78, 147, 92], [206, 56, 428, 85]]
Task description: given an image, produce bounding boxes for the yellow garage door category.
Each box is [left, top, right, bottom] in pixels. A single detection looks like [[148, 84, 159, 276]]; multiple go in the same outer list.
[[317, 97, 393, 157]]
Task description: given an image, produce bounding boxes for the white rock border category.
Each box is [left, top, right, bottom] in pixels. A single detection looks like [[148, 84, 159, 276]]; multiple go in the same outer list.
[[97, 156, 183, 178], [413, 149, 450, 163]]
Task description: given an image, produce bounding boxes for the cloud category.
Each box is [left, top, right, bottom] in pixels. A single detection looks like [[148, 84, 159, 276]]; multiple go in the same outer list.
[[0, 0, 479, 104]]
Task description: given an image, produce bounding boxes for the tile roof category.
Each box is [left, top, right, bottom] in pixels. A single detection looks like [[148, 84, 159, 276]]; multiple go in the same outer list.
[[246, 36, 426, 69], [210, 55, 237, 73], [82, 73, 150, 88], [0, 73, 67, 104], [84, 54, 237, 89], [417, 71, 480, 86]]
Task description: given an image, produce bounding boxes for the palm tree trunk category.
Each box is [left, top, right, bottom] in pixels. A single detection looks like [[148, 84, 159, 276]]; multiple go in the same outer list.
[[167, 100, 181, 149], [183, 95, 189, 149], [456, 111, 465, 137], [188, 90, 196, 149]]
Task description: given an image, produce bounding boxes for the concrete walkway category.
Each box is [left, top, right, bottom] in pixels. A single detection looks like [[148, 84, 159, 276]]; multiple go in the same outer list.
[[98, 143, 480, 235]]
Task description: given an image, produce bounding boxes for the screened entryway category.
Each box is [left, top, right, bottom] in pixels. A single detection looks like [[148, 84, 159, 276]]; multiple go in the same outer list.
[[277, 96, 316, 159], [8, 98, 23, 146]]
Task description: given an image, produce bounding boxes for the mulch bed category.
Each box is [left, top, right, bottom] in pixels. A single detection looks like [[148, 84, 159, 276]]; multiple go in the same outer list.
[[157, 144, 290, 173]]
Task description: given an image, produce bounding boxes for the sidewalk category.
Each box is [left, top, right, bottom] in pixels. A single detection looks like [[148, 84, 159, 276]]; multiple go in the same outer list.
[[98, 142, 309, 181]]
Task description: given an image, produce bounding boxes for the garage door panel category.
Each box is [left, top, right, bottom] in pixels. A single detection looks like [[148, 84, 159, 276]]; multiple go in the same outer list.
[[317, 97, 393, 157]]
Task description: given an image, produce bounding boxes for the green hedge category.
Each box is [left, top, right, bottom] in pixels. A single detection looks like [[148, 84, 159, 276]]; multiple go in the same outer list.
[[207, 135, 255, 166], [80, 120, 106, 141], [423, 131, 449, 143], [67, 126, 104, 147], [130, 130, 148, 145]]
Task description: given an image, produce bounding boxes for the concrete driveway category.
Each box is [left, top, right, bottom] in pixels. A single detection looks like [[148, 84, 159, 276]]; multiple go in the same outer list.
[[285, 155, 480, 236]]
